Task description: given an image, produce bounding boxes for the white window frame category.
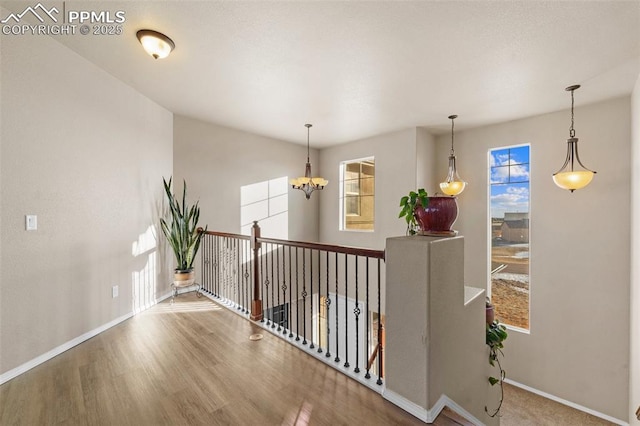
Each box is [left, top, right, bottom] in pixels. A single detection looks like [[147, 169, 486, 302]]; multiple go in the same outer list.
[[339, 157, 375, 232]]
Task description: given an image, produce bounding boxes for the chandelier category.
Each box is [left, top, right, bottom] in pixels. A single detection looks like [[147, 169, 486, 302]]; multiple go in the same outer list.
[[290, 124, 328, 199], [552, 84, 596, 192], [439, 114, 466, 196]]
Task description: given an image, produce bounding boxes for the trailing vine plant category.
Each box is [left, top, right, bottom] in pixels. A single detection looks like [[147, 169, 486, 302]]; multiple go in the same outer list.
[[398, 188, 429, 235], [485, 320, 508, 417]]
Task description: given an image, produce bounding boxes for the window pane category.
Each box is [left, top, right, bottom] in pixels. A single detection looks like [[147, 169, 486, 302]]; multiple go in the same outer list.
[[360, 176, 375, 196], [340, 158, 375, 231], [490, 148, 510, 167], [345, 195, 360, 216], [490, 145, 530, 331], [509, 146, 529, 165]]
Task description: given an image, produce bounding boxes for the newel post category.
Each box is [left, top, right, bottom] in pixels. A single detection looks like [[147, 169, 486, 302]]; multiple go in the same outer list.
[[250, 221, 263, 321]]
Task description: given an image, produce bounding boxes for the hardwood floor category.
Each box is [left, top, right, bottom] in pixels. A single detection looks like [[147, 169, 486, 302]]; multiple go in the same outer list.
[[0, 294, 464, 425]]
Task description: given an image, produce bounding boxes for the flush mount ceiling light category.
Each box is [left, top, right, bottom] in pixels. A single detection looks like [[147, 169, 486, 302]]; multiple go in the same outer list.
[[136, 29, 175, 59], [439, 114, 467, 196], [290, 124, 328, 200], [552, 85, 596, 192]]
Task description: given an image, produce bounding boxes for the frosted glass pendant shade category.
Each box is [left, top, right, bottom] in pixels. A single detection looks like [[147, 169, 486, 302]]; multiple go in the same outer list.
[[552, 170, 594, 192]]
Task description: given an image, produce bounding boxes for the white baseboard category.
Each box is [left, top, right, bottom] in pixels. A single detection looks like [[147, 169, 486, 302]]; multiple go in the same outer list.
[[382, 389, 484, 425], [0, 290, 172, 386], [504, 378, 629, 426]]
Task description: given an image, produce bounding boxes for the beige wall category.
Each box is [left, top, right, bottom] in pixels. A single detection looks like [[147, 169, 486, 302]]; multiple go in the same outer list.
[[318, 128, 423, 249], [0, 32, 173, 375], [173, 115, 319, 242], [436, 97, 631, 421], [630, 75, 640, 425]]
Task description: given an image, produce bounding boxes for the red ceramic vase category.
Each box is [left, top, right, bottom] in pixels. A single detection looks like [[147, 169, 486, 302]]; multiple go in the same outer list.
[[414, 196, 458, 234]]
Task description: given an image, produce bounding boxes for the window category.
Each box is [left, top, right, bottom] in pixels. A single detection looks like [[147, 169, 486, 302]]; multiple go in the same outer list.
[[340, 158, 375, 231], [489, 145, 530, 331], [240, 177, 288, 239]]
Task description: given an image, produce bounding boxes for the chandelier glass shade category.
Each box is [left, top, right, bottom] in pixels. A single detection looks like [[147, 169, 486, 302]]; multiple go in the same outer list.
[[552, 85, 596, 192], [439, 114, 466, 196], [290, 124, 328, 199]]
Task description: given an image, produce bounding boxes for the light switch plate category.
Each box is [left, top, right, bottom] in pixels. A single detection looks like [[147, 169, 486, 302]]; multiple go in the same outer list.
[[26, 215, 37, 231], [112, 285, 119, 298]]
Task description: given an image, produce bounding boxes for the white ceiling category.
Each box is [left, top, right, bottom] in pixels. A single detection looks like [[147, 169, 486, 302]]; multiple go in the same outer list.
[[43, 1, 640, 147]]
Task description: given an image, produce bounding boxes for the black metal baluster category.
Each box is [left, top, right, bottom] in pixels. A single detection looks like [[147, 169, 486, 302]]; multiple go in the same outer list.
[[231, 238, 240, 309], [260, 245, 266, 323], [344, 254, 349, 368], [302, 248, 308, 345], [354, 255, 360, 373], [200, 234, 205, 293], [325, 251, 331, 358], [309, 250, 314, 349], [295, 247, 300, 341], [212, 235, 220, 297], [334, 251, 340, 363], [281, 245, 287, 334], [224, 237, 229, 300], [377, 258, 383, 386], [237, 238, 242, 310], [225, 237, 229, 298], [365, 257, 371, 379], [245, 240, 250, 313], [317, 250, 323, 354], [207, 235, 212, 294], [266, 244, 272, 326], [271, 245, 276, 329], [288, 246, 293, 338]]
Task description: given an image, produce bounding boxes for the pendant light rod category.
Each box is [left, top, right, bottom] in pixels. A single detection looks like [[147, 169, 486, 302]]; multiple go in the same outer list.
[[567, 84, 579, 138], [448, 114, 458, 155], [305, 123, 312, 162]]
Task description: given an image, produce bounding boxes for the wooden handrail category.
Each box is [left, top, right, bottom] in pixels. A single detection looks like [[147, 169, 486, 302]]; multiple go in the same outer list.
[[198, 227, 384, 259], [257, 236, 385, 260], [198, 228, 250, 240]]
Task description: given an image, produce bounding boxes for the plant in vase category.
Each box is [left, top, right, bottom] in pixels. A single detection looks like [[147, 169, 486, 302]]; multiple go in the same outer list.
[[398, 188, 459, 236], [160, 177, 207, 287], [398, 188, 429, 235], [485, 319, 508, 417]]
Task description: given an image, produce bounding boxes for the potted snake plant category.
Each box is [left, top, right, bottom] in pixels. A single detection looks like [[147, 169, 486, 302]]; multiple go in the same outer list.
[[160, 177, 207, 287]]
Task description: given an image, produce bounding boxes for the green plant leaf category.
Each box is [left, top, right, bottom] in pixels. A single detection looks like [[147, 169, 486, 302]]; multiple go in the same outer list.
[[489, 377, 499, 386]]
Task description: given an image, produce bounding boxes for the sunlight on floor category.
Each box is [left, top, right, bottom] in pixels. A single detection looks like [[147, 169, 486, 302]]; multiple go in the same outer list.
[[150, 300, 223, 314], [283, 401, 313, 426]]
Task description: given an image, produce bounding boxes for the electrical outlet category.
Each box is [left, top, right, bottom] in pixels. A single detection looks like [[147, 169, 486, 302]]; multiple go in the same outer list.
[[112, 285, 119, 298]]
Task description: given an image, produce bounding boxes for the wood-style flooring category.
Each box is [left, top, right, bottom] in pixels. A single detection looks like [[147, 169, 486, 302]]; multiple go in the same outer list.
[[0, 294, 464, 425], [0, 293, 615, 425]]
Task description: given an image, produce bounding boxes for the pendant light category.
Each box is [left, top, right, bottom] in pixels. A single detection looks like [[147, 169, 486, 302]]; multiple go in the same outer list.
[[290, 124, 328, 199], [552, 85, 596, 192], [439, 114, 467, 196], [136, 29, 175, 59]]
